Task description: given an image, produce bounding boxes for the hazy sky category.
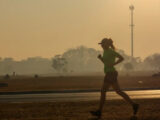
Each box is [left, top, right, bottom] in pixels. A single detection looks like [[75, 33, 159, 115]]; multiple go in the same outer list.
[[0, 0, 160, 60]]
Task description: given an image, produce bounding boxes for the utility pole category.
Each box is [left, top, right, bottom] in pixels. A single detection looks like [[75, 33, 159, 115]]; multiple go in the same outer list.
[[129, 5, 134, 57]]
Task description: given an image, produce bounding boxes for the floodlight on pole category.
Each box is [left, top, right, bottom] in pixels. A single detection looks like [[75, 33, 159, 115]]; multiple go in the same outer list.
[[129, 5, 134, 57]]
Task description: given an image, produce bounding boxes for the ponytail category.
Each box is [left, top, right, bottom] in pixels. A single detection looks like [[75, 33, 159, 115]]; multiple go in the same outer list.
[[108, 38, 116, 50], [110, 43, 115, 50]]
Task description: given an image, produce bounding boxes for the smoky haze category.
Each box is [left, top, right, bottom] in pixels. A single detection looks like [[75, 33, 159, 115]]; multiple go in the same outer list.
[[0, 46, 160, 76], [1, 0, 160, 60]]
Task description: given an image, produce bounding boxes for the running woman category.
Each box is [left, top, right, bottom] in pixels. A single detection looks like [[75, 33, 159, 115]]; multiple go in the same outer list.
[[90, 38, 139, 119]]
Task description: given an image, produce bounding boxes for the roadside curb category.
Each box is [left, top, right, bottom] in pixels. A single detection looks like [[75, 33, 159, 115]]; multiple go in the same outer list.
[[0, 88, 160, 95]]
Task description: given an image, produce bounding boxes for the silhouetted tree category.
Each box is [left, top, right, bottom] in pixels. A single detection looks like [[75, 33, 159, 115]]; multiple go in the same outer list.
[[123, 62, 134, 74], [0, 57, 53, 74], [61, 46, 102, 72], [144, 53, 160, 71], [2, 58, 14, 74], [52, 55, 68, 73]]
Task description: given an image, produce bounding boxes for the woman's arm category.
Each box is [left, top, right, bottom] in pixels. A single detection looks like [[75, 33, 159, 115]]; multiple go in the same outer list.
[[108, 52, 124, 67], [113, 54, 124, 66], [97, 54, 104, 63]]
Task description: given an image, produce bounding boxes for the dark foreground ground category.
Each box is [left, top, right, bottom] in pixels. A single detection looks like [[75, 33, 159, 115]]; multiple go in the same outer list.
[[0, 99, 160, 120]]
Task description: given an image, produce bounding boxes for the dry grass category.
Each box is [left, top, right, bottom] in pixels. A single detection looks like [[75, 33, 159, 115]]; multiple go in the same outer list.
[[0, 99, 160, 120], [0, 76, 160, 92]]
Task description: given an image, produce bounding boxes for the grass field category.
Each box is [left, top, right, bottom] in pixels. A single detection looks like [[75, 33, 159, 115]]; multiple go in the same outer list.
[[0, 76, 160, 92], [0, 99, 160, 120]]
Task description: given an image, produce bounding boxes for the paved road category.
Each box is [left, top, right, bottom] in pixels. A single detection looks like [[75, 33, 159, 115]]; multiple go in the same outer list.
[[0, 90, 160, 103]]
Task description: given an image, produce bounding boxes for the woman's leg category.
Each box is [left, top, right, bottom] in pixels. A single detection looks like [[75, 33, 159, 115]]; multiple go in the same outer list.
[[112, 81, 139, 115], [112, 81, 134, 105], [90, 75, 110, 118], [98, 77, 110, 112]]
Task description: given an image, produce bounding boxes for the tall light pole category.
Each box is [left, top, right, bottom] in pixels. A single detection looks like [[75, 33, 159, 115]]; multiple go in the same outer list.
[[129, 5, 134, 57]]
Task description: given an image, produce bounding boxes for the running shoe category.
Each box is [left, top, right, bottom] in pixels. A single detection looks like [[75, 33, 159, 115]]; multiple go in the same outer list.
[[133, 103, 139, 115], [90, 110, 101, 118]]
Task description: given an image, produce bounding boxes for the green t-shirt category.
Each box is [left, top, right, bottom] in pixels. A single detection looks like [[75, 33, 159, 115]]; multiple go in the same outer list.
[[103, 48, 120, 73]]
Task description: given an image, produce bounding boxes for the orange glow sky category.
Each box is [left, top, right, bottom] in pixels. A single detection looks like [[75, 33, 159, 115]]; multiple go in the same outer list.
[[0, 0, 160, 60]]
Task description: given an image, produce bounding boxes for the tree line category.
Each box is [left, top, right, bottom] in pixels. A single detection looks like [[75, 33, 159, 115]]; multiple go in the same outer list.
[[0, 46, 160, 75]]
